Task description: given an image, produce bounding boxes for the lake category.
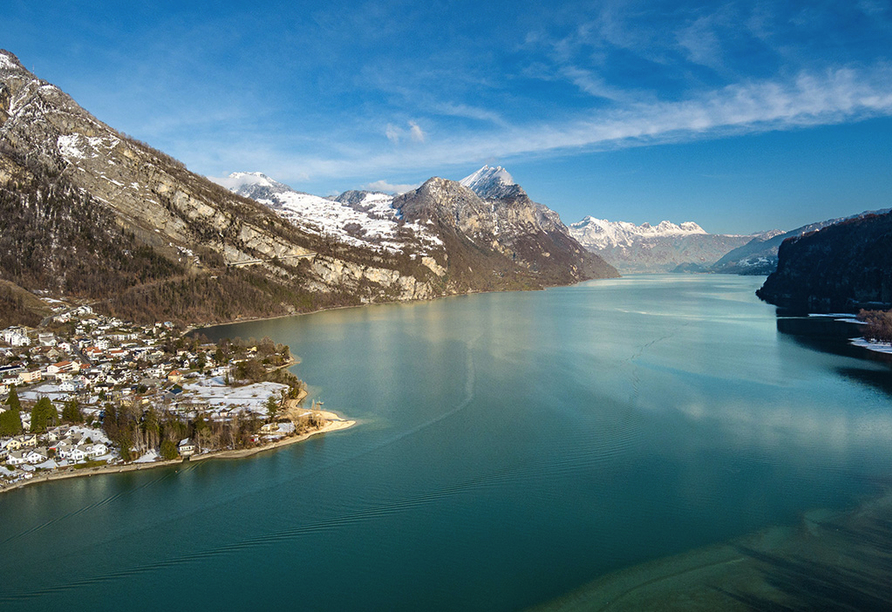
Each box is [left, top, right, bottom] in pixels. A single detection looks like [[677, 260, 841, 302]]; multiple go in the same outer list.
[[2, 275, 891, 610]]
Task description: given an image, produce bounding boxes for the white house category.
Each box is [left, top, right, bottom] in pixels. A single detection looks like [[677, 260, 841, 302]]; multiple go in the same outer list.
[[1, 327, 30, 347], [87, 443, 108, 458], [7, 450, 28, 465], [178, 438, 196, 457], [25, 448, 48, 464]]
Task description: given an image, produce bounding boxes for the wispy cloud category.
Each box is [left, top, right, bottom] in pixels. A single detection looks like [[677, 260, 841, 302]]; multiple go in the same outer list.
[[408, 120, 425, 143], [204, 63, 892, 185], [362, 179, 420, 194], [384, 120, 426, 144], [431, 102, 507, 126]]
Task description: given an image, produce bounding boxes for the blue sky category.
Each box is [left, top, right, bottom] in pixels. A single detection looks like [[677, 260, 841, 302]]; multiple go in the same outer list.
[[4, 0, 892, 233]]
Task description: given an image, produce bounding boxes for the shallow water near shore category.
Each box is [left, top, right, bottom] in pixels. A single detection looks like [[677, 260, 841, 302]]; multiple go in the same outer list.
[[2, 275, 892, 610]]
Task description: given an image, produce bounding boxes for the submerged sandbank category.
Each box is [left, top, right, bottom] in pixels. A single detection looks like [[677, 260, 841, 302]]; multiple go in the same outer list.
[[530, 489, 892, 611]]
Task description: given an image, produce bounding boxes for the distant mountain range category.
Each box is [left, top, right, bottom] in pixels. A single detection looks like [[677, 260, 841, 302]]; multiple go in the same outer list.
[[568, 207, 892, 278], [568, 217, 766, 274], [0, 48, 615, 327]]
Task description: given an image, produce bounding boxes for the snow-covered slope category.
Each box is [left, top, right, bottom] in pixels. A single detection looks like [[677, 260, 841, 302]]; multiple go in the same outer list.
[[217, 172, 442, 254]]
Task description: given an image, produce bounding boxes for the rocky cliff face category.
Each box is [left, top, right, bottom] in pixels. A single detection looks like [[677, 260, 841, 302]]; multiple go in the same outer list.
[[756, 211, 892, 312], [0, 50, 313, 269], [0, 50, 443, 322], [394, 177, 618, 288]]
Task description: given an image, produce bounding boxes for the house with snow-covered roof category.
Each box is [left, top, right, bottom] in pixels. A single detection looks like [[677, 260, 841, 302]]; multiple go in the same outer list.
[[178, 438, 195, 457]]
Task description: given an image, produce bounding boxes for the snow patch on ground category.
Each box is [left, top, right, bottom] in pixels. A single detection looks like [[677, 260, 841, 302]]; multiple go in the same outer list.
[[20, 383, 66, 402], [0, 54, 18, 71], [181, 378, 288, 417], [134, 449, 161, 463], [218, 172, 442, 254], [57, 134, 85, 159], [57, 134, 119, 161], [851, 338, 892, 355]]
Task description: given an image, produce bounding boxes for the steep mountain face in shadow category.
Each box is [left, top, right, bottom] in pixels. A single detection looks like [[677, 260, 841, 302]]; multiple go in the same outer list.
[[757, 211, 892, 312]]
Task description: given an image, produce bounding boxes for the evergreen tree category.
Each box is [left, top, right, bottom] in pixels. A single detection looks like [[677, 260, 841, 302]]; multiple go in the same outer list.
[[61, 399, 84, 424], [30, 397, 57, 433], [266, 394, 280, 420], [5, 385, 21, 412], [0, 408, 23, 436], [160, 439, 179, 460]]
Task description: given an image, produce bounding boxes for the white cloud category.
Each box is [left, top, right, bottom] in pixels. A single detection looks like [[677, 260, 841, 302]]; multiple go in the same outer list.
[[560, 65, 630, 101], [181, 63, 892, 190], [362, 179, 421, 194], [384, 120, 425, 144], [408, 120, 425, 143], [385, 123, 401, 143], [432, 102, 507, 126]]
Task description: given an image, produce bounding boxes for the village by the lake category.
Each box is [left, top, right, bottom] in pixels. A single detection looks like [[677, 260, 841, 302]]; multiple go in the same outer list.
[[0, 298, 345, 491]]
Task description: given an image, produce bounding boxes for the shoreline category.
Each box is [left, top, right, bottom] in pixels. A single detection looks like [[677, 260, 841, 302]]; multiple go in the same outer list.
[[851, 337, 892, 355], [184, 275, 614, 337], [0, 409, 355, 496]]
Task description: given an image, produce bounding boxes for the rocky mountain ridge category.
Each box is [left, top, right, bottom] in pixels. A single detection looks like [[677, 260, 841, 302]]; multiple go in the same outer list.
[[221, 172, 443, 257], [224, 170, 618, 294], [0, 49, 616, 326], [394, 177, 617, 286]]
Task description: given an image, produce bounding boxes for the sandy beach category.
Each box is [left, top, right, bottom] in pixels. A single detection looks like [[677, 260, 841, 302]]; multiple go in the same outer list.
[[0, 409, 355, 495]]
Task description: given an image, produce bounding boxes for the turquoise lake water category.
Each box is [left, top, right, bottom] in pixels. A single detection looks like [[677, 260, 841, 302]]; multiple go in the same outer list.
[[2, 275, 891, 610]]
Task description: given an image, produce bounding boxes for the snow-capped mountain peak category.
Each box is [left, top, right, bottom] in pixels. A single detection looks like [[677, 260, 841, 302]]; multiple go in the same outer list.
[[459, 165, 519, 199], [215, 172, 293, 194]]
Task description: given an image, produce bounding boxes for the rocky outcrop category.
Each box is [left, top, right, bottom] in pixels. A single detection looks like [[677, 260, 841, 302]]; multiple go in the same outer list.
[[394, 177, 618, 288], [0, 50, 313, 270], [756, 211, 892, 312]]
